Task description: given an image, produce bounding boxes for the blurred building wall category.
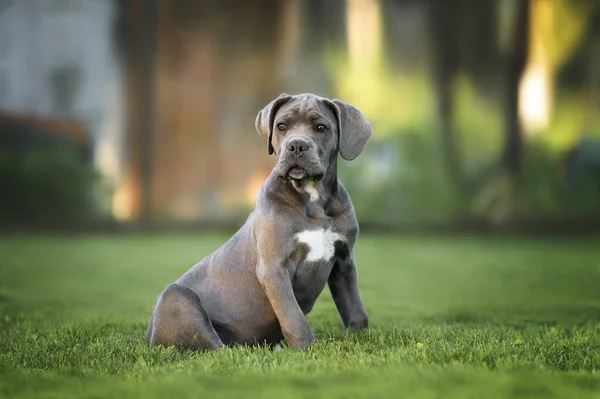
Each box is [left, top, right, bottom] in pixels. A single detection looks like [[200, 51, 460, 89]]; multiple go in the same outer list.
[[0, 0, 124, 185]]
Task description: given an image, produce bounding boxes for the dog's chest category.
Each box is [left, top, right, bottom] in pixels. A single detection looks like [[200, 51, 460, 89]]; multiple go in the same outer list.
[[298, 199, 354, 260], [291, 205, 355, 268], [291, 227, 350, 312], [295, 228, 345, 263]]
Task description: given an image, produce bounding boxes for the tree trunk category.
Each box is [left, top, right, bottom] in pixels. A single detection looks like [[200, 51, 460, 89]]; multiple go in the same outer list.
[[122, 0, 158, 222], [501, 0, 530, 180], [585, 35, 600, 130], [429, 0, 463, 198]]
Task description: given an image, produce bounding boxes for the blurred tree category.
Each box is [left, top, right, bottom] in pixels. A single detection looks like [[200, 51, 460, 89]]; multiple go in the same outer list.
[[427, 0, 502, 213], [587, 34, 600, 130], [428, 0, 463, 201], [500, 0, 530, 180], [470, 0, 530, 225], [555, 1, 600, 134], [120, 0, 158, 222], [457, 0, 499, 86], [520, 0, 594, 135]]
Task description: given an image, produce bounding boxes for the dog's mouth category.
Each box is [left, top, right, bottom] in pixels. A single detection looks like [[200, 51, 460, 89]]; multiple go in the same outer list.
[[284, 166, 325, 182], [287, 166, 308, 180], [279, 158, 326, 182]]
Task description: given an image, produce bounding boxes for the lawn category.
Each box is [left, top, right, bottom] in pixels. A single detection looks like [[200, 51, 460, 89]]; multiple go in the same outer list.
[[1, 233, 600, 398]]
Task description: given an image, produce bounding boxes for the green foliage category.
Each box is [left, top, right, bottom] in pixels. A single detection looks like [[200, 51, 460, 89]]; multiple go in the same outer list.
[[540, 0, 595, 71], [516, 140, 600, 217], [1, 234, 600, 398], [0, 146, 107, 228], [339, 130, 461, 226], [324, 46, 434, 140], [337, 79, 600, 224], [320, 0, 600, 226]]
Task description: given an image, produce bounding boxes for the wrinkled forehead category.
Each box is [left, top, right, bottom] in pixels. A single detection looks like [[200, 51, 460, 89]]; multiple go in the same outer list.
[[274, 96, 337, 126]]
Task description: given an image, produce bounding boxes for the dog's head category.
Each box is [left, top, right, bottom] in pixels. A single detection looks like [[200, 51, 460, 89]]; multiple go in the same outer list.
[[255, 93, 372, 182]]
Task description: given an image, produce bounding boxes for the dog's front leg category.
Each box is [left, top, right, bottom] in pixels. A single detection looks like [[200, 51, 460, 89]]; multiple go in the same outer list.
[[257, 263, 314, 349], [328, 256, 369, 331]]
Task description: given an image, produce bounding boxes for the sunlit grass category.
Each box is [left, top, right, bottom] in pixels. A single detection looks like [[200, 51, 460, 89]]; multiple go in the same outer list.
[[1, 234, 600, 398]]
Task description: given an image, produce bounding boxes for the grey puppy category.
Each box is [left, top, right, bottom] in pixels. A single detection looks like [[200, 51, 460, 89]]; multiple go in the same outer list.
[[146, 93, 372, 350]]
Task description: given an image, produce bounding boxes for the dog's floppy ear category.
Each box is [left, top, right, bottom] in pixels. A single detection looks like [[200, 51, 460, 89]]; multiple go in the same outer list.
[[255, 93, 292, 155], [329, 99, 373, 161]]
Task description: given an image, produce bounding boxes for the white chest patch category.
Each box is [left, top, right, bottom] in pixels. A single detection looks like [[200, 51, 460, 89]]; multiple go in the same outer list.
[[295, 228, 345, 262]]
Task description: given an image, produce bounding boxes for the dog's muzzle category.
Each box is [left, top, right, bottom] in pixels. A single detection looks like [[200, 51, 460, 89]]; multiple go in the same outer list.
[[277, 138, 325, 181]]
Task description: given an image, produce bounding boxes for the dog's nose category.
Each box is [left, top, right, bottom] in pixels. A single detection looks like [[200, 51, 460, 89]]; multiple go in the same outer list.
[[287, 139, 309, 156]]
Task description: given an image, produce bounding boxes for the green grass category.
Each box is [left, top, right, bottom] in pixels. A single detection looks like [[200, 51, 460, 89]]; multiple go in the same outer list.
[[1, 234, 600, 398]]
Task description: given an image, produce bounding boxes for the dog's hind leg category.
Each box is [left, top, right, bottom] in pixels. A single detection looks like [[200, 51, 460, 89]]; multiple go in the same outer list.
[[147, 283, 225, 350]]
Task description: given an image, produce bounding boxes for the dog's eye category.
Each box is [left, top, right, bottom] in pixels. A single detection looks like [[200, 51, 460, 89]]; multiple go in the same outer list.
[[315, 124, 328, 132], [277, 123, 287, 131]]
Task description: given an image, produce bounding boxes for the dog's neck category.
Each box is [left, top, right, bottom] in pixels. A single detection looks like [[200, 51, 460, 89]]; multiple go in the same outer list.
[[299, 157, 338, 203], [290, 179, 321, 202]]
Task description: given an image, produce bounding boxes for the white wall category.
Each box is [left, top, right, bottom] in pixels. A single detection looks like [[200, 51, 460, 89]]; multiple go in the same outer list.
[[0, 0, 125, 183]]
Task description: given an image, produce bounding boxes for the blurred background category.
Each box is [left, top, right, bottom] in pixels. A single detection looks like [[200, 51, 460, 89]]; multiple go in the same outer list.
[[1, 0, 599, 232]]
